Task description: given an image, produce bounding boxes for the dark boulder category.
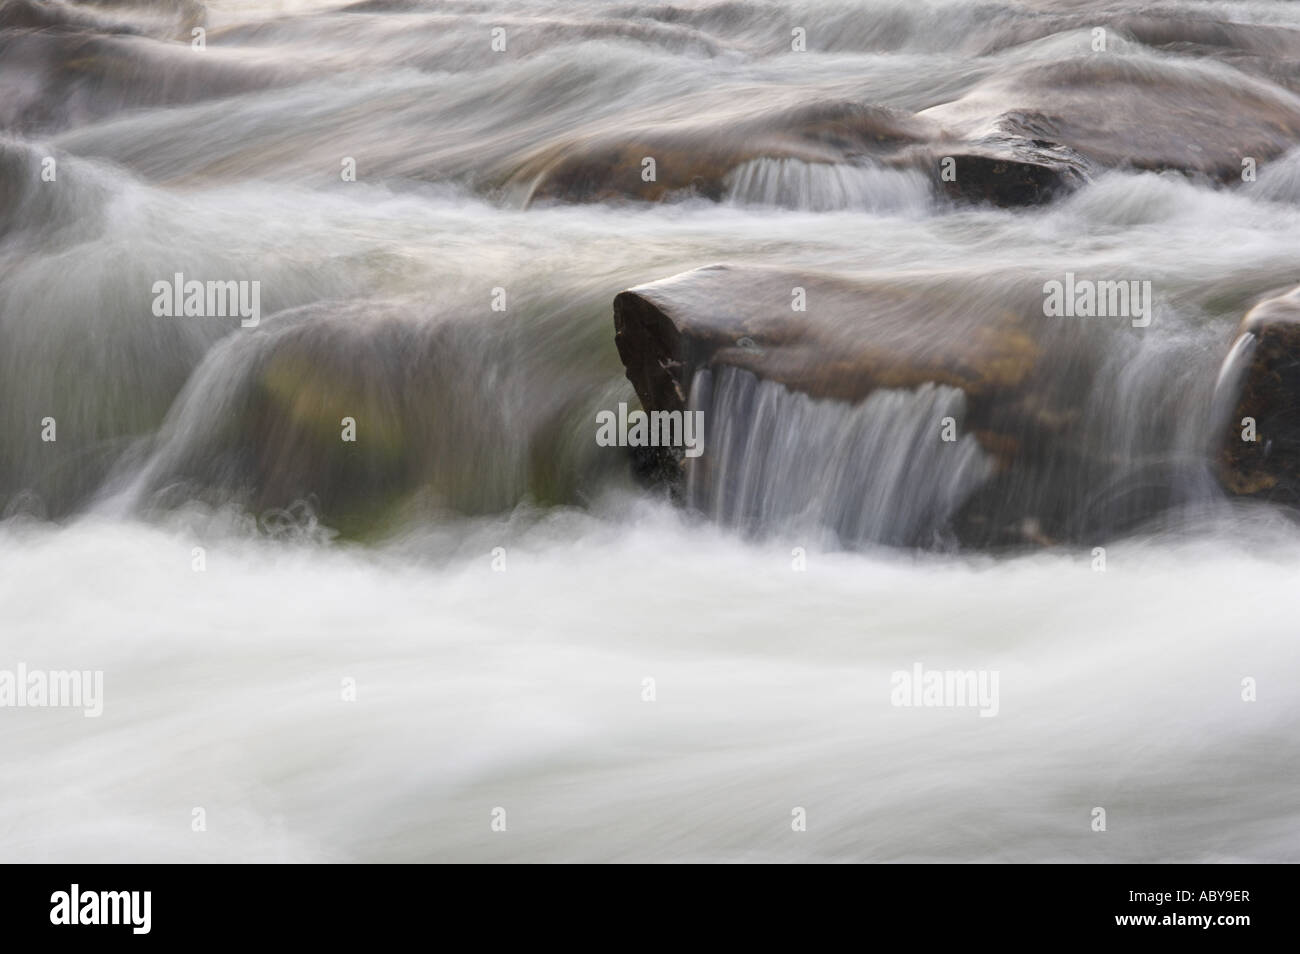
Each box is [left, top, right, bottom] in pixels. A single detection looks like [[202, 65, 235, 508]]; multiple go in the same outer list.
[[1216, 286, 1300, 500]]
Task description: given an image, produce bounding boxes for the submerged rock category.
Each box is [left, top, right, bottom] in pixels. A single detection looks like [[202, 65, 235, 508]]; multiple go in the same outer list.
[[0, 8, 274, 135], [123, 301, 614, 536]]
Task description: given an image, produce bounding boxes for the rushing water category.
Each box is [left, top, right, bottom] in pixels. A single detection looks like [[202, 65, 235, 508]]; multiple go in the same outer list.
[[2, 0, 1300, 862]]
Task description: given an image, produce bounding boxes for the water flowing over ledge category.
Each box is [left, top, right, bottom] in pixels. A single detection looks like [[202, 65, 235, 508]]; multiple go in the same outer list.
[[687, 367, 993, 547]]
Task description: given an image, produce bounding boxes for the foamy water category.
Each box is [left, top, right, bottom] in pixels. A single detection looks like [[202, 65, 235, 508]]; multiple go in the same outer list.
[[3, 501, 1299, 862]]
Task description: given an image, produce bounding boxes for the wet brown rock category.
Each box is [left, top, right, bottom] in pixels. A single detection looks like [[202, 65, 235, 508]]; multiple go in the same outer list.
[[1216, 286, 1300, 500], [614, 264, 1043, 460], [920, 56, 1300, 182]]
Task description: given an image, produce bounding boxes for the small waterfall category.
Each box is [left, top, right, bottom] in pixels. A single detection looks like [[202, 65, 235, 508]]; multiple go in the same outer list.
[[686, 366, 994, 547], [1210, 331, 1257, 442], [723, 158, 932, 213]]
